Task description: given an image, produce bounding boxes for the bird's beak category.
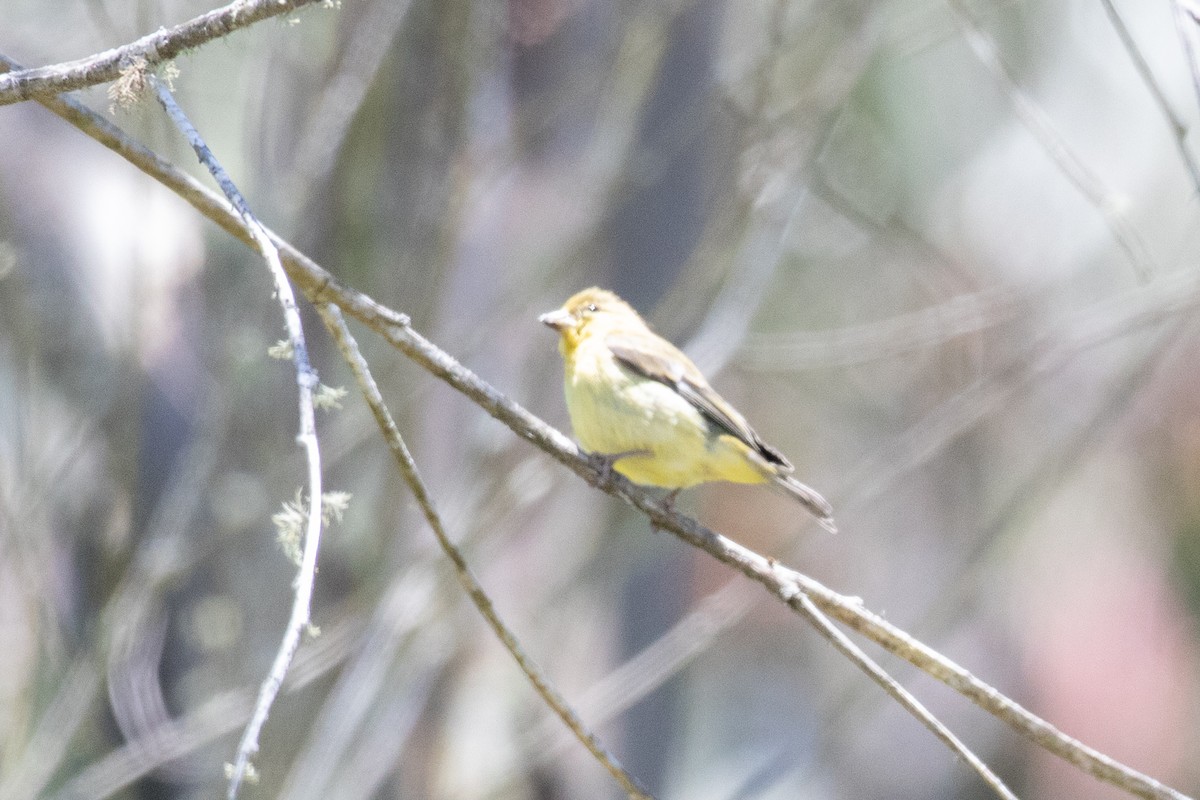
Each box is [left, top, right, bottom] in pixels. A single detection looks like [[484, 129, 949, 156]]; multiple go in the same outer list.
[[539, 309, 572, 332]]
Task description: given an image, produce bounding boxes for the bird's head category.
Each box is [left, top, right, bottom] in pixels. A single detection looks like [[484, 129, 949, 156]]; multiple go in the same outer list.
[[539, 288, 645, 353]]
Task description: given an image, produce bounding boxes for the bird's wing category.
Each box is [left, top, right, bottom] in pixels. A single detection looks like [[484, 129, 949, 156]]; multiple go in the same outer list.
[[606, 331, 793, 472]]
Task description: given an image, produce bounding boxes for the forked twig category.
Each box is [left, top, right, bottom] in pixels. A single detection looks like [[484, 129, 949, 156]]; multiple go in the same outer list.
[[789, 591, 1018, 800]]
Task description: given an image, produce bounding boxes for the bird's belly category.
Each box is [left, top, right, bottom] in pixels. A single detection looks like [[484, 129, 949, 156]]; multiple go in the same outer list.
[[564, 370, 767, 489]]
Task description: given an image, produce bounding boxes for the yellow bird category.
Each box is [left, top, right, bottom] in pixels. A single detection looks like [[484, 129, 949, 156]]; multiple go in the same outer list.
[[540, 287, 836, 533]]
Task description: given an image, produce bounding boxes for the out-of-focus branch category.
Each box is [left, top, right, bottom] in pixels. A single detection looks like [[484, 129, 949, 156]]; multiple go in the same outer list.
[[274, 570, 448, 800], [739, 286, 1024, 370], [0, 660, 99, 800], [1174, 0, 1200, 121], [0, 0, 326, 106], [526, 578, 756, 761], [280, 0, 414, 214], [49, 615, 363, 800], [1100, 0, 1200, 193], [147, 77, 325, 800], [10, 55, 1191, 800], [947, 0, 1158, 282], [841, 252, 1200, 505], [316, 303, 653, 800]]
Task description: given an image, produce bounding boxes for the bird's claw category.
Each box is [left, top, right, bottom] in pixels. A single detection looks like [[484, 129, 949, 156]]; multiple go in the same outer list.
[[585, 449, 649, 486], [587, 452, 619, 485]]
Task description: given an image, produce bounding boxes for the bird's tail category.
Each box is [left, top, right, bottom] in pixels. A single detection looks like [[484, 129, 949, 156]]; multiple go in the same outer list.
[[773, 475, 837, 534]]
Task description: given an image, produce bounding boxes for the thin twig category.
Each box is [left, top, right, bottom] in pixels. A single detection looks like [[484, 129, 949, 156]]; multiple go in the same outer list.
[[947, 0, 1158, 282], [1100, 0, 1200, 193], [0, 0, 326, 106], [315, 303, 653, 800], [147, 77, 325, 800], [11, 62, 1189, 799], [789, 592, 1019, 800]]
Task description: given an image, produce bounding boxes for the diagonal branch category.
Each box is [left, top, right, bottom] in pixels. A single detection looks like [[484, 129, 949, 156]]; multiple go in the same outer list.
[[0, 0, 326, 106]]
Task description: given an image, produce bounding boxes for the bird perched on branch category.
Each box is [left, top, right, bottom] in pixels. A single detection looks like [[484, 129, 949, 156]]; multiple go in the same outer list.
[[540, 287, 836, 533]]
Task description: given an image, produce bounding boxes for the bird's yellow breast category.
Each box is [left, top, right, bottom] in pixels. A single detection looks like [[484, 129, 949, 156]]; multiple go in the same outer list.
[[561, 337, 768, 489]]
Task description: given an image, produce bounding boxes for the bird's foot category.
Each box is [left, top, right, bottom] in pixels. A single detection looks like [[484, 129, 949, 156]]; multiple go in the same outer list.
[[648, 489, 681, 535], [586, 449, 649, 486]]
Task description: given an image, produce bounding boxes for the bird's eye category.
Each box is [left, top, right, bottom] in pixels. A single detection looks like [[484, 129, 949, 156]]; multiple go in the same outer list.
[[585, 303, 598, 313]]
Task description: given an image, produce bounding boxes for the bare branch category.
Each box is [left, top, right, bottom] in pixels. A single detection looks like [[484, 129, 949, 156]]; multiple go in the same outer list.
[[316, 302, 653, 800], [0, 0, 327, 106], [146, 77, 325, 800]]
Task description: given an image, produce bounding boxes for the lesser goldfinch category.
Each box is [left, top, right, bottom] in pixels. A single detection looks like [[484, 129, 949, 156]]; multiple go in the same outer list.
[[540, 287, 836, 533]]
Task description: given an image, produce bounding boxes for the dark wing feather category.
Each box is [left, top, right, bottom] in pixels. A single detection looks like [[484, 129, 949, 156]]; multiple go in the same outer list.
[[605, 331, 793, 472]]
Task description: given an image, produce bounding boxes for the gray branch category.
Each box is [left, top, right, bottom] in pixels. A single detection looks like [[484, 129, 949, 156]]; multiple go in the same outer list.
[[0, 0, 326, 106]]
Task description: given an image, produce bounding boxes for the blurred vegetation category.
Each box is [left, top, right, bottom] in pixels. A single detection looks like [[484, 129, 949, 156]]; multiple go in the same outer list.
[[1, 0, 1199, 798]]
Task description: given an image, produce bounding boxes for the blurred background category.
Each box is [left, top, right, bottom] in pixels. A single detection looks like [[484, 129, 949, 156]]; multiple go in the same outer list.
[[2, 0, 1199, 798]]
